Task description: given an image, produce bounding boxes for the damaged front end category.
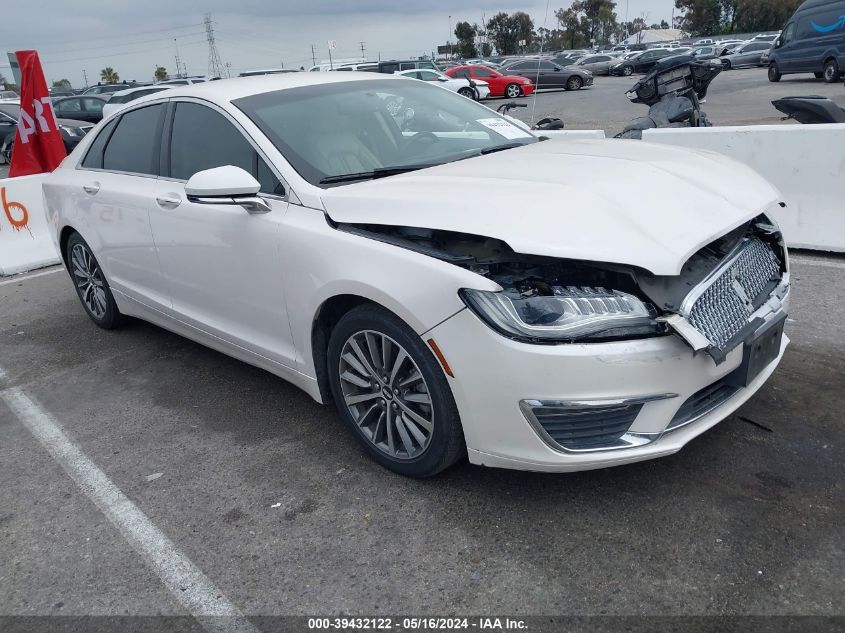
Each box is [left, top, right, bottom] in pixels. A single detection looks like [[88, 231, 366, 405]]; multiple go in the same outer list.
[[337, 215, 789, 362]]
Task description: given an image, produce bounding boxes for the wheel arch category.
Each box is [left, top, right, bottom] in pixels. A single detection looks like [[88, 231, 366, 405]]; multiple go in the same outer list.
[[58, 224, 78, 270]]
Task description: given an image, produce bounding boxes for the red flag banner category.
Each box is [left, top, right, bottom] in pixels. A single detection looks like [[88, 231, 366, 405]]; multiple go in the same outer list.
[[9, 50, 67, 178]]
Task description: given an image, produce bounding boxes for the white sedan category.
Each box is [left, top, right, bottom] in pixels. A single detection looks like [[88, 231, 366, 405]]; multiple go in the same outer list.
[[43, 73, 790, 477], [396, 68, 490, 100]]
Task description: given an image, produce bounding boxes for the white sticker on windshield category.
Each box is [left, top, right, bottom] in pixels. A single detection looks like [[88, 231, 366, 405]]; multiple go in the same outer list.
[[476, 117, 532, 140]]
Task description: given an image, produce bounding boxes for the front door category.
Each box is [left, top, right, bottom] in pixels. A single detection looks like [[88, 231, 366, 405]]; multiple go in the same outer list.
[[148, 101, 297, 368]]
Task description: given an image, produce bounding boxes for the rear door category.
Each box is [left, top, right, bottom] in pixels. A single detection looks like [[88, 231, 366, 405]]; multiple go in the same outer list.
[[75, 103, 170, 309], [150, 100, 296, 367]]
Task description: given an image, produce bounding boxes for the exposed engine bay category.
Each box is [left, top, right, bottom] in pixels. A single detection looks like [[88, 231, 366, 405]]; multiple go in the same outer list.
[[336, 216, 787, 350]]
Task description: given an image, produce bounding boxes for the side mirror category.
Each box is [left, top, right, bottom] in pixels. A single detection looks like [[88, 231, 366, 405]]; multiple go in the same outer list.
[[554, 66, 560, 71], [774, 38, 783, 48], [437, 76, 449, 81], [185, 165, 271, 214]]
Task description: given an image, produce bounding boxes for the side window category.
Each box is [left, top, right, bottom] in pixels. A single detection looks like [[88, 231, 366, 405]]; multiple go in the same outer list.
[[474, 68, 493, 77], [83, 98, 104, 113], [418, 71, 437, 80], [782, 22, 795, 44], [399, 62, 415, 70], [81, 118, 118, 169], [169, 102, 283, 196], [455, 69, 470, 78], [380, 63, 398, 74], [57, 99, 81, 113], [102, 104, 165, 175]]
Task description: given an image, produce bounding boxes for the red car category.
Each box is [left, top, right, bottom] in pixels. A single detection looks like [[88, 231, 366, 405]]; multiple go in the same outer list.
[[445, 65, 534, 99]]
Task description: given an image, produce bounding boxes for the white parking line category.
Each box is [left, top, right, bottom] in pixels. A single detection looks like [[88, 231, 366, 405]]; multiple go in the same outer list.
[[0, 267, 64, 286], [790, 256, 845, 270], [0, 367, 259, 633]]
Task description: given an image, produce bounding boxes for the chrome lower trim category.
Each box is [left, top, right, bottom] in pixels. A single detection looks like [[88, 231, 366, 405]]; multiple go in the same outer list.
[[520, 393, 677, 454]]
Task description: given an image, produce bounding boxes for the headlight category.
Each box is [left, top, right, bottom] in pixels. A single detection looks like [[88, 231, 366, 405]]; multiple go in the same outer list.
[[59, 125, 80, 137], [460, 287, 660, 342]]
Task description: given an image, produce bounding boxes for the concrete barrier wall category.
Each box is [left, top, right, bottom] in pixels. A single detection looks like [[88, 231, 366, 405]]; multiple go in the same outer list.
[[0, 174, 61, 276], [643, 124, 845, 253]]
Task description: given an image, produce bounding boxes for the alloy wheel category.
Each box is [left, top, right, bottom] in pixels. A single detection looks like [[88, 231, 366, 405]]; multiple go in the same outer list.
[[71, 242, 108, 319], [338, 330, 434, 461], [506, 84, 521, 98]]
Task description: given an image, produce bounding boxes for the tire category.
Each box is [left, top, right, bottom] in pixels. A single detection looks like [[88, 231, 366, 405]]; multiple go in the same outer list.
[[457, 87, 475, 99], [768, 63, 782, 82], [565, 76, 583, 91], [823, 59, 840, 83], [327, 304, 465, 478], [621, 65, 633, 77], [814, 72, 825, 79], [722, 59, 732, 70], [505, 83, 522, 99], [66, 232, 124, 329]]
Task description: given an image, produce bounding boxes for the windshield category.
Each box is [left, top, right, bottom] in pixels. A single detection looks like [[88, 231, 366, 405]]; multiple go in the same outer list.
[[234, 79, 537, 187]]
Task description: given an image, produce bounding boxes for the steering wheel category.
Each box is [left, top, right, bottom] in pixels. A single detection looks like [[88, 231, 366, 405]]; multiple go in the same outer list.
[[403, 131, 439, 153]]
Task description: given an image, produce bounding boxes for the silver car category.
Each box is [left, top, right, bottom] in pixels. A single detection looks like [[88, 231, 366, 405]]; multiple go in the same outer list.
[[573, 54, 617, 76], [721, 41, 772, 69]]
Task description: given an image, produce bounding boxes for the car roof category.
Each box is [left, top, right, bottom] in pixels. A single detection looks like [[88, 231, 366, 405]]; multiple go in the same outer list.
[[111, 85, 173, 98], [123, 73, 413, 110]]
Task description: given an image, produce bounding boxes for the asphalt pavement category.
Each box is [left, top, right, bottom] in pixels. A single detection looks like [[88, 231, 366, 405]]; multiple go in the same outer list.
[[0, 253, 843, 626]]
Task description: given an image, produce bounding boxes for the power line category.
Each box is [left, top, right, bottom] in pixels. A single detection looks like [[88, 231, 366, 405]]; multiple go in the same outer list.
[[42, 39, 207, 64], [29, 30, 206, 56]]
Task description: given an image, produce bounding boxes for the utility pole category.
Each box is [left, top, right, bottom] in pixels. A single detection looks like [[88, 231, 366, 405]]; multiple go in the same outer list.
[[311, 44, 317, 67], [82, 69, 89, 88], [204, 13, 225, 79], [359, 41, 366, 61], [448, 15, 453, 59], [173, 38, 185, 78]]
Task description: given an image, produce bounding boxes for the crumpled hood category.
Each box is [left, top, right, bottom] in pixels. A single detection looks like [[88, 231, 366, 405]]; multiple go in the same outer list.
[[320, 139, 780, 275]]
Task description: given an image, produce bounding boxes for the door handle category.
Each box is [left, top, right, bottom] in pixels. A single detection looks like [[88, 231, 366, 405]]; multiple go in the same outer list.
[[156, 194, 181, 209], [83, 182, 100, 195]]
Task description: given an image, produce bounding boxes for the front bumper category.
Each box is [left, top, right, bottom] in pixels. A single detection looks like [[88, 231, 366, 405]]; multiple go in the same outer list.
[[426, 306, 788, 472]]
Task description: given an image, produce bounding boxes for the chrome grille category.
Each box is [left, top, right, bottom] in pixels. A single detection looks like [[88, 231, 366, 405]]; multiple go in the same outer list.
[[687, 238, 780, 351]]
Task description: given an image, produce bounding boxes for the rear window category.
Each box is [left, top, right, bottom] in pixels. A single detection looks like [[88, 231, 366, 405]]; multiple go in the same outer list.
[[102, 104, 165, 175], [81, 118, 118, 169]]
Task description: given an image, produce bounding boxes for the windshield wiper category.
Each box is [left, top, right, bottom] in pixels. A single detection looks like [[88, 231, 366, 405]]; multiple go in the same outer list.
[[319, 164, 436, 184], [479, 142, 527, 155]]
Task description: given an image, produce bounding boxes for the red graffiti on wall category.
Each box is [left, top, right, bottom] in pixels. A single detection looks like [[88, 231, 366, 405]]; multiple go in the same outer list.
[[1, 186, 32, 235]]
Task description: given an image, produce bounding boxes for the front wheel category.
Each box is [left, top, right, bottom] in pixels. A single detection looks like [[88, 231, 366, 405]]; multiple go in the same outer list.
[[505, 83, 522, 99], [621, 65, 633, 77], [722, 59, 732, 70], [768, 63, 782, 82], [823, 59, 841, 83], [565, 76, 583, 91], [327, 305, 465, 477], [66, 232, 124, 329]]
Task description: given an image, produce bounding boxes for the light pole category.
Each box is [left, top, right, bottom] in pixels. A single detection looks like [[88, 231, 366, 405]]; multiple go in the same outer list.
[[448, 15, 452, 59]]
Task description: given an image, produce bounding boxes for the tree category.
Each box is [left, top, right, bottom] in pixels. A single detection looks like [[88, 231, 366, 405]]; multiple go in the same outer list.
[[52, 79, 72, 89], [454, 21, 478, 58], [154, 66, 168, 81], [100, 67, 119, 83], [486, 11, 534, 54], [675, 0, 799, 35], [555, 7, 588, 49]]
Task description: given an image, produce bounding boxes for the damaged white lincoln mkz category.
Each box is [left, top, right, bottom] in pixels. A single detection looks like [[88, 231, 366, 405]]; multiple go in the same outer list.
[[44, 73, 790, 477]]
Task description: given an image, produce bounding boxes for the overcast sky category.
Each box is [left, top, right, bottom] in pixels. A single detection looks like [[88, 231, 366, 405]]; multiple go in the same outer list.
[[2, 1, 676, 86]]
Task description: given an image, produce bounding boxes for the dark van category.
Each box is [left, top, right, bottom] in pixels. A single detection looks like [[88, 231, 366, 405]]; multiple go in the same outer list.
[[768, 0, 845, 82]]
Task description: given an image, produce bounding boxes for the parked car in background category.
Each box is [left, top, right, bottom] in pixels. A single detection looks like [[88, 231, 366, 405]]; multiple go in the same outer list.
[[396, 68, 489, 100], [102, 85, 174, 118], [720, 41, 772, 68], [717, 41, 746, 56], [83, 82, 141, 97], [552, 54, 584, 67], [610, 49, 676, 75], [0, 90, 19, 103], [572, 54, 617, 75], [445, 65, 534, 98], [753, 33, 780, 43], [156, 76, 212, 84], [769, 0, 845, 83], [502, 60, 593, 90], [0, 103, 93, 154], [42, 73, 791, 477], [372, 60, 440, 74], [690, 45, 720, 60], [52, 96, 107, 124]]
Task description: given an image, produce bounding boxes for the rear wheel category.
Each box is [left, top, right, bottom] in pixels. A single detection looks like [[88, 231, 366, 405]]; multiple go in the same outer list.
[[327, 305, 465, 477], [768, 63, 782, 82], [457, 87, 475, 99], [565, 76, 583, 91], [505, 83, 522, 99], [621, 65, 633, 77], [823, 59, 841, 83], [722, 59, 732, 70], [66, 232, 124, 329]]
